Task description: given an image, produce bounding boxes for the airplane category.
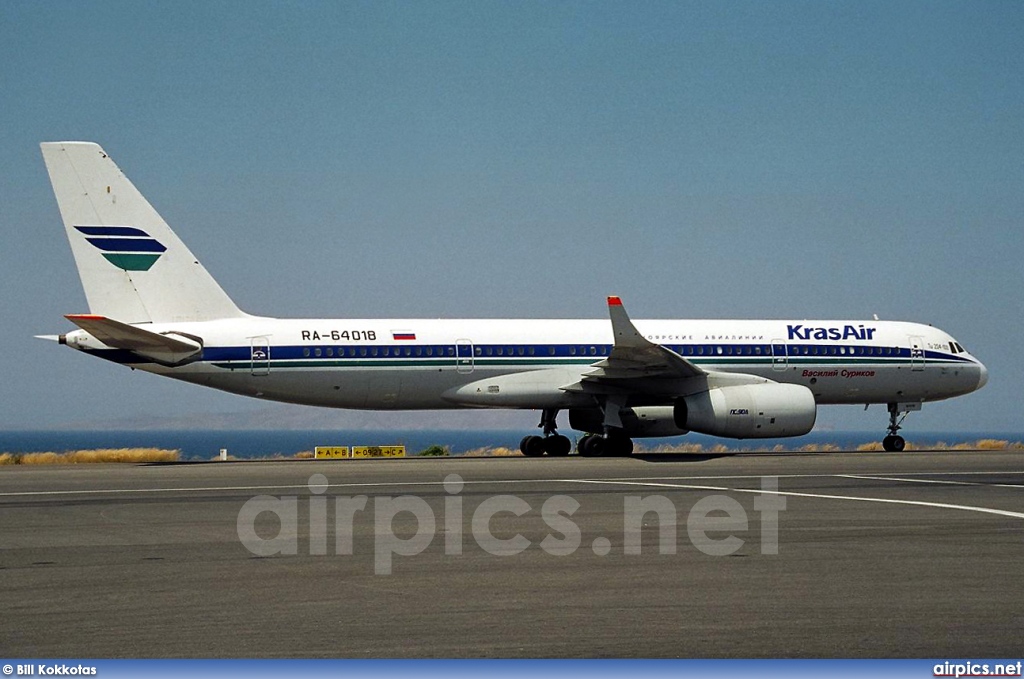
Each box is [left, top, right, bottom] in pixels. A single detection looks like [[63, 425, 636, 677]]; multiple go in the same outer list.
[[38, 142, 988, 456]]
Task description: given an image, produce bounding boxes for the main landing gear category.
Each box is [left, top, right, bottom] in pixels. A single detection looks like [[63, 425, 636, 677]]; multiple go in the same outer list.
[[518, 408, 636, 457], [577, 394, 635, 456], [519, 408, 572, 457], [577, 431, 634, 457], [882, 402, 909, 452]]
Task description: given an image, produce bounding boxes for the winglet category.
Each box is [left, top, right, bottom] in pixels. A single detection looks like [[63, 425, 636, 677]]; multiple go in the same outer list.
[[601, 296, 706, 379], [607, 296, 652, 350]]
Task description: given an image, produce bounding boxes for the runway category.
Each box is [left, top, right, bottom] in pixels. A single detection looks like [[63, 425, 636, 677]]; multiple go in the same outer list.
[[1, 449, 1023, 658]]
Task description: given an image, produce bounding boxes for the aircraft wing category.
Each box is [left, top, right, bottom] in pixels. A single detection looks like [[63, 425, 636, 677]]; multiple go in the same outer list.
[[562, 297, 705, 398], [64, 314, 203, 364]]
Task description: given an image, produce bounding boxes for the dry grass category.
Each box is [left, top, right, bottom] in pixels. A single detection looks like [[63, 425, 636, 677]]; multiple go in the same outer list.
[[855, 439, 1024, 452], [641, 439, 1024, 454], [0, 448, 179, 465], [975, 438, 1022, 450], [463, 446, 521, 457]]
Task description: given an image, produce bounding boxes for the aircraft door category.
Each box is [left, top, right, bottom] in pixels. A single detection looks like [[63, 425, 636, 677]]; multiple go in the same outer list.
[[251, 337, 270, 376], [771, 340, 788, 371], [456, 339, 474, 374], [909, 335, 925, 371]]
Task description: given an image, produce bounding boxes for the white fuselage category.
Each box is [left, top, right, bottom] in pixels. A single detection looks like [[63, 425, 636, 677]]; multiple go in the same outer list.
[[67, 315, 987, 417]]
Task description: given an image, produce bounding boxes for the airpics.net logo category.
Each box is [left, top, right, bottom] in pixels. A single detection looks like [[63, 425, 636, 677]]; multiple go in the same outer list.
[[236, 474, 787, 574], [75, 225, 167, 271]]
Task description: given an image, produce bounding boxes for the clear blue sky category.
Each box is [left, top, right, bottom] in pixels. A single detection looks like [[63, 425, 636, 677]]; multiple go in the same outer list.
[[1, 1, 1021, 432]]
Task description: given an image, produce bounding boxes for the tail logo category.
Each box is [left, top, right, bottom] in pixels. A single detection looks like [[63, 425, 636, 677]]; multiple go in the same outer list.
[[75, 226, 167, 271]]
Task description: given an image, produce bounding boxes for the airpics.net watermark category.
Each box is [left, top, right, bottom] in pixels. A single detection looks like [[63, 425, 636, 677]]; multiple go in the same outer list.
[[236, 474, 786, 574]]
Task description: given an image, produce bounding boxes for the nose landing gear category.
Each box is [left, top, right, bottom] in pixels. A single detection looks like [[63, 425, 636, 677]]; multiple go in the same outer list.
[[881, 402, 919, 452]]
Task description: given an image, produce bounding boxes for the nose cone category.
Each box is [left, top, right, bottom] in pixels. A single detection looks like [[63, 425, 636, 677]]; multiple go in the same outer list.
[[977, 362, 989, 390]]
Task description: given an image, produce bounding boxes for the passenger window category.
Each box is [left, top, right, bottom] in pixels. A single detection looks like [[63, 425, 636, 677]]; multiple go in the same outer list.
[[570, 347, 576, 356], [303, 348, 310, 357], [548, 346, 555, 356], [475, 347, 482, 356], [426, 347, 433, 357], [518, 347, 525, 356], [314, 348, 322, 357]]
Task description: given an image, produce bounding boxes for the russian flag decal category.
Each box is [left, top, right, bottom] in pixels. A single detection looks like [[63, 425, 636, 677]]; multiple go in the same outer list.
[[392, 331, 416, 341]]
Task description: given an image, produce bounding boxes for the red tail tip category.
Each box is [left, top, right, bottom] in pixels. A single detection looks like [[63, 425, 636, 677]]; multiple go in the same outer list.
[[607, 296, 622, 306]]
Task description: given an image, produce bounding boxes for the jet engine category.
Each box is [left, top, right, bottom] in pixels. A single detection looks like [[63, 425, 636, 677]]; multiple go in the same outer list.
[[673, 383, 816, 438], [569, 383, 816, 439]]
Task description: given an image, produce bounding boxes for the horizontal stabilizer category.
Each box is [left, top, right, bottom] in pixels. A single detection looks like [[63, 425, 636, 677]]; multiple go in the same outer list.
[[65, 314, 202, 365]]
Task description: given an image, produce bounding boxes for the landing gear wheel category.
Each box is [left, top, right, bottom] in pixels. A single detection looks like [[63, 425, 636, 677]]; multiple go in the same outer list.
[[543, 435, 571, 457], [882, 435, 906, 452], [605, 433, 634, 457], [882, 403, 910, 452], [520, 435, 545, 457], [578, 434, 606, 457]]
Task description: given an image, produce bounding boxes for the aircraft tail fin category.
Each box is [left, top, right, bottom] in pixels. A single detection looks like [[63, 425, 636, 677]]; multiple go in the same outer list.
[[40, 142, 247, 323]]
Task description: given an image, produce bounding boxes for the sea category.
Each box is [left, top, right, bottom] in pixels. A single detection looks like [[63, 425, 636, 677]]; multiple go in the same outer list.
[[0, 429, 1020, 460]]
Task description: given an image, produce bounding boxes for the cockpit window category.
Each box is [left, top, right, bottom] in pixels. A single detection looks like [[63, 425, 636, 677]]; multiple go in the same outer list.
[[954, 342, 965, 354]]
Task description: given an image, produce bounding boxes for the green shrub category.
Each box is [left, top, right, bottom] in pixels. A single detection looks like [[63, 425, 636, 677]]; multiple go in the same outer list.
[[417, 445, 450, 457]]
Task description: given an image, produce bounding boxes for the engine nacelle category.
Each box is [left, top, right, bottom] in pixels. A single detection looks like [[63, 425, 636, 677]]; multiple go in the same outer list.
[[674, 383, 816, 439]]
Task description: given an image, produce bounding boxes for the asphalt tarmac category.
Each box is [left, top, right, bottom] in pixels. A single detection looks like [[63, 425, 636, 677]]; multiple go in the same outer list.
[[1, 449, 1022, 658]]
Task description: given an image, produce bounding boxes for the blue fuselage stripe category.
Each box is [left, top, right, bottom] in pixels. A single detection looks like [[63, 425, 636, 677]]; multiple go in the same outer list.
[[196, 342, 973, 366]]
